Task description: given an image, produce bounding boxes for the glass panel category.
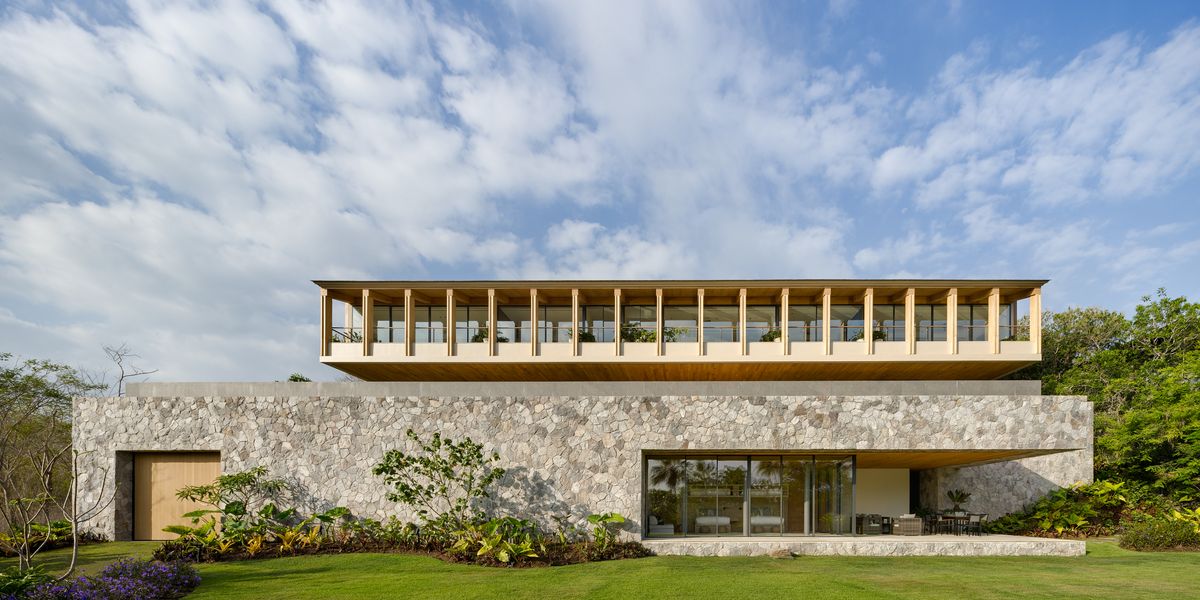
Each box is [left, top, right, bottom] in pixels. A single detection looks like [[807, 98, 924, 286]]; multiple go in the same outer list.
[[872, 304, 904, 342], [746, 305, 779, 342], [717, 458, 746, 536], [917, 304, 947, 341], [686, 459, 719, 535], [579, 305, 615, 343], [538, 306, 572, 343], [621, 305, 657, 342], [830, 305, 864, 341], [958, 304, 988, 342], [703, 305, 739, 342], [455, 306, 487, 343], [782, 457, 811, 534], [645, 458, 685, 537], [663, 306, 698, 342], [812, 457, 852, 534], [374, 305, 391, 343], [414, 306, 446, 343], [749, 457, 783, 535], [496, 306, 530, 343], [787, 305, 822, 342]]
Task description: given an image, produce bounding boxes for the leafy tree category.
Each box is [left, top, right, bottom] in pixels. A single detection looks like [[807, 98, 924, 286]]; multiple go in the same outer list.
[[373, 430, 505, 535], [287, 373, 311, 382]]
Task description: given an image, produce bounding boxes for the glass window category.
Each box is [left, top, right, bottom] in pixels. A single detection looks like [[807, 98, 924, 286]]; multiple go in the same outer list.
[[872, 304, 904, 342], [646, 458, 685, 537], [749, 457, 783, 535], [703, 305, 739, 342], [812, 457, 853, 534], [916, 304, 947, 341], [579, 305, 615, 342], [621, 305, 656, 342], [538, 306, 572, 343], [374, 305, 405, 344], [413, 306, 446, 343], [746, 305, 779, 342], [830, 305, 864, 341], [496, 305, 531, 343], [453, 306, 487, 343], [957, 304, 988, 342], [663, 306, 698, 342], [787, 305, 822, 342]]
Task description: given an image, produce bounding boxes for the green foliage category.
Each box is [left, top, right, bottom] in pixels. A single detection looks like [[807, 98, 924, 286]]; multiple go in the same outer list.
[[946, 489, 971, 511], [287, 373, 311, 382], [1012, 290, 1200, 501], [586, 513, 625, 551], [372, 429, 505, 534], [450, 517, 540, 565], [760, 328, 781, 342], [469, 328, 509, 343], [620, 323, 685, 342], [983, 480, 1130, 537], [1119, 517, 1200, 551], [0, 564, 50, 595]]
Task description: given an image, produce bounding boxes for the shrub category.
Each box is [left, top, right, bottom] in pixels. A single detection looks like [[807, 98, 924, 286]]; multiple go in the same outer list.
[[1119, 518, 1200, 551], [373, 430, 505, 536], [983, 480, 1130, 537], [23, 559, 199, 599], [0, 565, 51, 597]]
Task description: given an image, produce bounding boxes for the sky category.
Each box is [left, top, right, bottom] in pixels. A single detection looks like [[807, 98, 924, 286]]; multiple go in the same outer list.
[[1, 0, 1199, 382]]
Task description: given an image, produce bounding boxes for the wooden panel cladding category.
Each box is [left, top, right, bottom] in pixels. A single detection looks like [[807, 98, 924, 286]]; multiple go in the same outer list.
[[323, 359, 1038, 382], [133, 452, 220, 541]]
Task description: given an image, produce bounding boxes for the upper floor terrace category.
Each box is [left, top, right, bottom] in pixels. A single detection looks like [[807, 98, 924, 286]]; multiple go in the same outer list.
[[315, 279, 1044, 381]]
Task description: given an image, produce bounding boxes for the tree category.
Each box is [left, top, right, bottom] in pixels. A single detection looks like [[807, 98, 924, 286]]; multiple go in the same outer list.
[[372, 430, 505, 534], [0, 353, 109, 578], [102, 344, 158, 396], [286, 373, 311, 382]]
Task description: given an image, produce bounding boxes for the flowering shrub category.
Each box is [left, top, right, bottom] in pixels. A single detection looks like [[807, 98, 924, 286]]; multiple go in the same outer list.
[[19, 559, 199, 600]]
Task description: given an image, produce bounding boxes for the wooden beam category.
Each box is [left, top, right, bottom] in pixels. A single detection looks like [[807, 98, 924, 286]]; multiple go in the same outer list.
[[320, 288, 331, 357], [614, 288, 622, 356], [739, 288, 748, 356], [864, 288, 874, 355], [530, 288, 539, 357], [362, 289, 373, 356], [988, 287, 1000, 354], [1031, 287, 1042, 354], [697, 288, 706, 354], [780, 288, 790, 354], [404, 289, 414, 357], [822, 288, 832, 355], [487, 289, 496, 356], [947, 288, 958, 355], [905, 288, 916, 355], [571, 289, 580, 357], [446, 289, 456, 356], [656, 288, 664, 356]]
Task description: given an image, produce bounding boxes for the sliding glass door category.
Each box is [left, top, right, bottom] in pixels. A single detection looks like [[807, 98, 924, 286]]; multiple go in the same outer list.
[[644, 454, 854, 537]]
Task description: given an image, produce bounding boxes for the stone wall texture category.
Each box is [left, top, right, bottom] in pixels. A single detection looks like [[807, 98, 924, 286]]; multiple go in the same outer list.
[[73, 393, 1092, 541]]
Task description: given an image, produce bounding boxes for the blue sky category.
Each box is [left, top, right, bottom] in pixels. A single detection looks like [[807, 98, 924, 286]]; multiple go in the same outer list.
[[1, 0, 1199, 381]]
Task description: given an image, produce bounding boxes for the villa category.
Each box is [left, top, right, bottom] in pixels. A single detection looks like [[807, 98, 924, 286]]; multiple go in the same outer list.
[[74, 279, 1092, 556]]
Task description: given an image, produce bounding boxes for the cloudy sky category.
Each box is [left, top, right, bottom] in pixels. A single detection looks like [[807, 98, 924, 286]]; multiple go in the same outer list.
[[2, 0, 1199, 382]]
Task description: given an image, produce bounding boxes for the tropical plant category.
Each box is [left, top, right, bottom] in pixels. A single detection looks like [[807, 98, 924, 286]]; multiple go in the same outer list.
[[946, 489, 971, 511], [586, 512, 626, 551], [0, 564, 51, 595], [469, 328, 509, 343], [450, 517, 540, 565], [759, 328, 781, 342], [373, 429, 506, 535], [1119, 517, 1200, 551]]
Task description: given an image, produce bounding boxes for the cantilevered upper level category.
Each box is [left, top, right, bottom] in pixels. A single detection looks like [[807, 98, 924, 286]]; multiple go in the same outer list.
[[315, 279, 1044, 381]]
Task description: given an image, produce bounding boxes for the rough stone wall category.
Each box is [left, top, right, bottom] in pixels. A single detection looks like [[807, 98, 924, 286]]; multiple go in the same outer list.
[[73, 394, 1092, 540]]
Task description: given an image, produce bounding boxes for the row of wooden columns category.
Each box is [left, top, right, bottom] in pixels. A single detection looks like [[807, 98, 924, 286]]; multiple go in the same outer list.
[[320, 286, 1043, 357]]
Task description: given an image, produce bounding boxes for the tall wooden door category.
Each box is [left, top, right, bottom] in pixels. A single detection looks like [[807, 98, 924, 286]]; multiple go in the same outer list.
[[133, 452, 221, 541]]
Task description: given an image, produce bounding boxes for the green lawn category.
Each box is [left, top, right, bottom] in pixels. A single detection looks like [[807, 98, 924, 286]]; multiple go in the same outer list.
[[5, 541, 1198, 599]]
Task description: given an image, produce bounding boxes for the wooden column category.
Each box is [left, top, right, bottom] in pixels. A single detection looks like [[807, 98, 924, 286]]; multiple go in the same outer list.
[[487, 289, 497, 356], [404, 289, 414, 357], [739, 288, 748, 356], [362, 289, 373, 356], [343, 301, 354, 332], [863, 288, 874, 355], [697, 288, 706, 354], [614, 288, 622, 356], [988, 287, 1001, 354], [530, 288, 539, 357], [822, 288, 832, 355], [655, 288, 664, 356], [320, 289, 331, 357], [446, 289, 456, 356], [947, 288, 958, 355], [780, 289, 790, 355], [1031, 287, 1043, 354], [905, 288, 916, 355], [571, 289, 580, 357]]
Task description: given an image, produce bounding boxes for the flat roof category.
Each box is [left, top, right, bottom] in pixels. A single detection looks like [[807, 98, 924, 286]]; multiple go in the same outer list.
[[314, 278, 1049, 290]]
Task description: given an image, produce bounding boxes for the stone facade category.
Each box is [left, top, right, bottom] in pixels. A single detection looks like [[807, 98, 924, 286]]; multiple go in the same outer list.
[[73, 393, 1092, 541]]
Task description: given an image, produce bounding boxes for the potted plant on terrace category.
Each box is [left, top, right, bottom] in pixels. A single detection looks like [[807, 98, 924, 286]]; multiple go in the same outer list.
[[947, 489, 972, 512]]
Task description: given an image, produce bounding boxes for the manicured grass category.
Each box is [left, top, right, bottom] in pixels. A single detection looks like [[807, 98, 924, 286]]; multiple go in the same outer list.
[[6, 541, 1200, 599]]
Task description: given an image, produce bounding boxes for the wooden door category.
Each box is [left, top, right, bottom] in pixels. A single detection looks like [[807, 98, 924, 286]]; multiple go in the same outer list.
[[133, 452, 221, 541]]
